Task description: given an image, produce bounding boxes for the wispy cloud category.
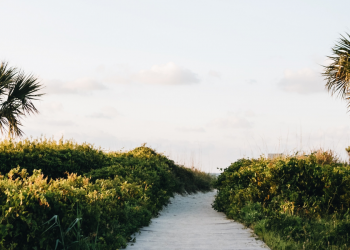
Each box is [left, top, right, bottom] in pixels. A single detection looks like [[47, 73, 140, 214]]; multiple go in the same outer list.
[[45, 120, 75, 126], [244, 110, 256, 117], [45, 78, 107, 95], [108, 62, 200, 85], [88, 106, 120, 119], [209, 116, 252, 129], [42, 102, 63, 114], [177, 127, 206, 133], [278, 68, 324, 94], [208, 70, 221, 79], [246, 79, 257, 84]]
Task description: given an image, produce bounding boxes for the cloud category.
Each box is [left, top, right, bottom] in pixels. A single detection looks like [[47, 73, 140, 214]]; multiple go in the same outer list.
[[45, 78, 107, 95], [107, 75, 132, 84], [177, 127, 206, 133], [135, 62, 199, 85], [46, 120, 75, 126], [208, 70, 221, 79], [244, 110, 256, 117], [278, 69, 324, 94], [209, 116, 252, 129], [42, 102, 63, 114], [88, 113, 111, 119], [88, 106, 120, 119], [246, 79, 257, 84], [95, 64, 105, 73], [308, 125, 350, 142], [108, 62, 200, 85]]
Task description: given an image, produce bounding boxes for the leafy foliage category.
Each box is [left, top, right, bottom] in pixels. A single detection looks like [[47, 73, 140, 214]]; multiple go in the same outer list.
[[323, 33, 350, 111], [213, 151, 350, 249], [0, 139, 213, 249], [0, 138, 113, 180], [0, 62, 44, 137]]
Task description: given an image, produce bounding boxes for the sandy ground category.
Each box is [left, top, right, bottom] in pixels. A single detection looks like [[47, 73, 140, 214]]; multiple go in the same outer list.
[[126, 191, 269, 250]]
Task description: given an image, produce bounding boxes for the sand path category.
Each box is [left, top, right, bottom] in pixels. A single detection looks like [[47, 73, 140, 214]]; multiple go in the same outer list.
[[126, 191, 269, 250]]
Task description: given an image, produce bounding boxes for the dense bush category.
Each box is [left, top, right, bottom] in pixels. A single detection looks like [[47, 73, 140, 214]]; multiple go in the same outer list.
[[0, 139, 213, 249], [0, 138, 112, 180], [213, 151, 350, 249]]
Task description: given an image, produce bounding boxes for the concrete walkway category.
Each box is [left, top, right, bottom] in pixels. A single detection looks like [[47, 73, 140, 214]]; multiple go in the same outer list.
[[126, 191, 269, 250]]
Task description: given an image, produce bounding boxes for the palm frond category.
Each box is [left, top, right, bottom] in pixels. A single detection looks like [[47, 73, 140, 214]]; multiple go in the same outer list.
[[7, 71, 44, 115], [0, 62, 16, 104], [323, 33, 350, 102], [0, 105, 24, 137], [0, 62, 44, 137]]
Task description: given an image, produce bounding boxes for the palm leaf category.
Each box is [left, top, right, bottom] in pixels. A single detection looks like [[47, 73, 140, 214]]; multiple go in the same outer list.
[[0, 62, 16, 102], [0, 61, 44, 137], [323, 33, 350, 105]]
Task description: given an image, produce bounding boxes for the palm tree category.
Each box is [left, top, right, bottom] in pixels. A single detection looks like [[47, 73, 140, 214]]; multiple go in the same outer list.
[[0, 62, 44, 137], [323, 33, 350, 109]]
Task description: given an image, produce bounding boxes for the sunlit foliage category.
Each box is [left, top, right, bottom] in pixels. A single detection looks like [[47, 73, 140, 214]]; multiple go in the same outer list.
[[0, 138, 213, 249], [213, 150, 350, 249]]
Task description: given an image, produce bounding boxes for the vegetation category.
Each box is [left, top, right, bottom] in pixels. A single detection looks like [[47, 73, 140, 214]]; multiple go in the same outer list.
[[323, 33, 350, 111], [213, 150, 350, 249], [0, 62, 43, 137], [0, 137, 113, 180], [0, 138, 214, 249]]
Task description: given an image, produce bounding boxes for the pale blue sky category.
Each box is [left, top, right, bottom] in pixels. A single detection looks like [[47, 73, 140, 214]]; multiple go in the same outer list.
[[2, 1, 350, 171]]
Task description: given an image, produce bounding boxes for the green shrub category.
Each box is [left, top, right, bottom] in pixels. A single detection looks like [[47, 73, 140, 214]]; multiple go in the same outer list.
[[0, 141, 213, 249], [105, 147, 214, 194], [0, 138, 112, 180], [0, 167, 133, 249], [0, 138, 214, 195], [213, 150, 350, 249]]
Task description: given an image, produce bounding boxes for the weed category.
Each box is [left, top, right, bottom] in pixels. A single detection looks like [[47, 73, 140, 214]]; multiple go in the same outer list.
[[42, 205, 100, 250]]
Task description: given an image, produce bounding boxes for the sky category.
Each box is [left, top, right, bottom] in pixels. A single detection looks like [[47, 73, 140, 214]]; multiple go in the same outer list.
[[1, 0, 350, 172]]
